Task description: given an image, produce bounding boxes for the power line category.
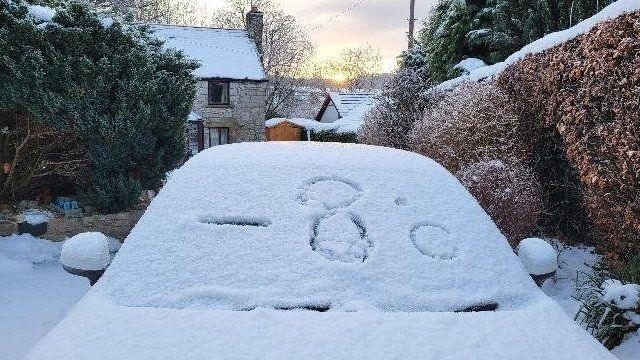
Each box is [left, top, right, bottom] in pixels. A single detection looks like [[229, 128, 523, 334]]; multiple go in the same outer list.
[[305, 0, 370, 33]]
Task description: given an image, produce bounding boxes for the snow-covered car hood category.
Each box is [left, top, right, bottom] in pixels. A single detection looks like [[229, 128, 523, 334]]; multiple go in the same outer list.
[[27, 295, 614, 360], [27, 143, 615, 359]]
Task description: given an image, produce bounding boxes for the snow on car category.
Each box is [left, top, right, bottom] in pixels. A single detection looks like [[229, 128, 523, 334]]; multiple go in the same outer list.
[[27, 143, 614, 359]]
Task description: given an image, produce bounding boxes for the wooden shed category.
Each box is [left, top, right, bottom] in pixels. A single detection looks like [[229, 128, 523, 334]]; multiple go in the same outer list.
[[266, 121, 305, 141]]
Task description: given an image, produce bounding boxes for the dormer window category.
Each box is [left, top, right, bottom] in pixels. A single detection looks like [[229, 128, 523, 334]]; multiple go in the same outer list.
[[208, 81, 230, 105]]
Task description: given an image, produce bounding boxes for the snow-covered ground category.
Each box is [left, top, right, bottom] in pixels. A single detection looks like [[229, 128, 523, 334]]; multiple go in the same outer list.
[[0, 234, 636, 359], [0, 235, 89, 360]]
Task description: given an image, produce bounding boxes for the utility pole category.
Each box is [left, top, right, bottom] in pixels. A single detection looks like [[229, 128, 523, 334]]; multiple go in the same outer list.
[[408, 0, 416, 50]]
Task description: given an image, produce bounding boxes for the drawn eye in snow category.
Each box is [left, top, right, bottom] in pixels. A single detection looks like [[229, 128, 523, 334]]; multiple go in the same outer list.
[[410, 224, 459, 260], [300, 177, 372, 263], [199, 215, 270, 228]]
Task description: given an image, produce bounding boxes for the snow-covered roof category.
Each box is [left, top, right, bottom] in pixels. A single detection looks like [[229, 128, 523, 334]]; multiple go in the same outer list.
[[28, 143, 614, 359], [147, 24, 267, 81], [265, 118, 323, 130], [265, 111, 369, 135], [328, 92, 376, 118], [436, 0, 640, 91]]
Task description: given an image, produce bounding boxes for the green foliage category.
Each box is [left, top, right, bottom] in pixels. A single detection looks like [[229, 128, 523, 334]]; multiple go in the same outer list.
[[417, 0, 615, 83], [574, 262, 639, 349], [0, 0, 197, 212], [419, 0, 492, 82], [311, 130, 358, 144], [488, 0, 615, 62]]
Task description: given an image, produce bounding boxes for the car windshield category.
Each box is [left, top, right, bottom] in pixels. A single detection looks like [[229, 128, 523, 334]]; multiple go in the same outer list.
[[96, 143, 537, 312]]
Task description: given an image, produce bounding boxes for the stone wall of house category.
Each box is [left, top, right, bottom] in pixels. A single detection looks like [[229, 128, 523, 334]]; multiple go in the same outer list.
[[192, 80, 267, 148]]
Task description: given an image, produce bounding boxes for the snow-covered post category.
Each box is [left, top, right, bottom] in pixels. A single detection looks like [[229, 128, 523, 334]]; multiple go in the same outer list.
[[517, 238, 558, 287], [60, 232, 111, 286]]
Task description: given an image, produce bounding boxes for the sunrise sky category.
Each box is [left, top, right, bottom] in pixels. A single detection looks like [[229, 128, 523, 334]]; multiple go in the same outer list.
[[198, 0, 436, 73]]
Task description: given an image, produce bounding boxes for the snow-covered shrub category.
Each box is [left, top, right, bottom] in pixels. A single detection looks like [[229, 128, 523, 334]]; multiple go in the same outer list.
[[0, 0, 197, 212], [408, 82, 542, 243], [575, 262, 640, 349], [457, 159, 542, 244], [311, 130, 358, 144], [409, 82, 520, 173], [359, 66, 432, 150], [497, 11, 640, 262]]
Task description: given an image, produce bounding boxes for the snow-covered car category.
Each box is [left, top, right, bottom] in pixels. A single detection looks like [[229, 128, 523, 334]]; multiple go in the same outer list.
[[28, 143, 614, 360]]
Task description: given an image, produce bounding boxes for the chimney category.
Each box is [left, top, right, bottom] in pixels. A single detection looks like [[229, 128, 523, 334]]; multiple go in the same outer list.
[[246, 6, 264, 62]]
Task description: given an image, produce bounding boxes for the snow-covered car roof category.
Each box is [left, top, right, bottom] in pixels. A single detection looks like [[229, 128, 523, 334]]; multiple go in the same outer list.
[[28, 143, 614, 359]]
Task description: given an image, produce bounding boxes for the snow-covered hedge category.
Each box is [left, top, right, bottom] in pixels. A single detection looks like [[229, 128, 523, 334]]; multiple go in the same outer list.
[[497, 10, 640, 262]]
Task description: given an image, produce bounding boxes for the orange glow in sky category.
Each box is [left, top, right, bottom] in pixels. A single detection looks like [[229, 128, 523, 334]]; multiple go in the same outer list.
[[196, 0, 435, 74]]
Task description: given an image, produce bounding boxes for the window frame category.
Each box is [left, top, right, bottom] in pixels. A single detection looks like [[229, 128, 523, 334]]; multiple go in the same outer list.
[[208, 127, 230, 147], [207, 80, 230, 106]]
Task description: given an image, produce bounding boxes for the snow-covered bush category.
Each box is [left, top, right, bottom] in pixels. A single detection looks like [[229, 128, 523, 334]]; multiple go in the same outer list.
[[497, 10, 640, 263], [409, 83, 519, 172], [575, 261, 640, 349], [457, 159, 542, 244], [0, 0, 197, 212], [408, 82, 542, 243], [311, 130, 358, 144], [359, 66, 432, 149]]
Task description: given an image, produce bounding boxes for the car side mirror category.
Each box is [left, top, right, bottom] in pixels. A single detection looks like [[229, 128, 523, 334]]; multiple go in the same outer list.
[[61, 232, 111, 286], [517, 238, 558, 287]]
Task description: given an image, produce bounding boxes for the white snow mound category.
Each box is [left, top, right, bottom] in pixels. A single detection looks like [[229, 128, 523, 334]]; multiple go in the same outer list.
[[27, 5, 56, 22], [61, 232, 111, 271], [518, 238, 558, 275], [454, 58, 486, 74], [602, 279, 640, 310]]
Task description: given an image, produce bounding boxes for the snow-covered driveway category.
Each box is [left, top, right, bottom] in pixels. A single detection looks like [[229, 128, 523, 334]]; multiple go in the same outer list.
[[0, 235, 89, 360]]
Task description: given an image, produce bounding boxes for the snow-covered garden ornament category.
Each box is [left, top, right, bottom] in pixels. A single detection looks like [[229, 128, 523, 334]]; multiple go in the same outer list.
[[517, 238, 558, 286], [61, 232, 111, 285]]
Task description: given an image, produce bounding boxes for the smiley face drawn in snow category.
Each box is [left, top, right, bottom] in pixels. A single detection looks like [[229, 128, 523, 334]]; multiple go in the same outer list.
[[300, 177, 461, 263]]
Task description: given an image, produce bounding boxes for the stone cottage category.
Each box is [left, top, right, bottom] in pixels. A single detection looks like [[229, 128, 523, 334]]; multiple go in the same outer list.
[[149, 7, 267, 155]]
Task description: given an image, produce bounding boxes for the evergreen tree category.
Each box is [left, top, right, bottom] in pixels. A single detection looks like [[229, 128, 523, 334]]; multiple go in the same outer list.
[[417, 0, 615, 83], [0, 0, 197, 212], [489, 0, 614, 62], [418, 0, 492, 83]]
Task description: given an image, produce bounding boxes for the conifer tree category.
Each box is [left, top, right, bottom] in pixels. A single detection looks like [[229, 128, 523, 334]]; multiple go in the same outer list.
[[0, 0, 197, 212]]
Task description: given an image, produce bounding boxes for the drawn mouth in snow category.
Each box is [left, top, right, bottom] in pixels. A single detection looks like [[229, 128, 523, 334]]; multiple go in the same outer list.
[[310, 212, 372, 264], [299, 177, 372, 263]]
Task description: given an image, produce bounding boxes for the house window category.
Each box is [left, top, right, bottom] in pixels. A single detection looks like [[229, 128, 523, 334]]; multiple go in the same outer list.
[[208, 81, 230, 105], [209, 127, 230, 147]]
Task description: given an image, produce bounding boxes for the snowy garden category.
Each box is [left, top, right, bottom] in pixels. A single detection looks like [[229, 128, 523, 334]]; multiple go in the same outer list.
[[1, 0, 640, 359]]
